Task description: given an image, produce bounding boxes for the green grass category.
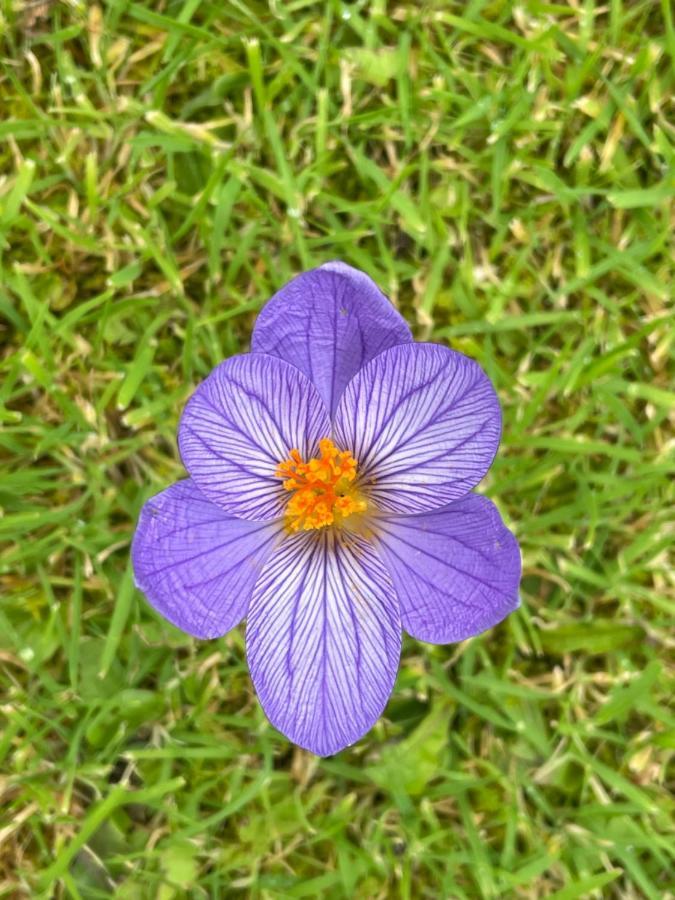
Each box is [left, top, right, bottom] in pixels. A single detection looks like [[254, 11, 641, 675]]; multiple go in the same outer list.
[[1, 0, 673, 896]]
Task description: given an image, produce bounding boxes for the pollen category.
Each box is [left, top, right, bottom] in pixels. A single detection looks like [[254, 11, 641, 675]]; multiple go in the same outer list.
[[276, 438, 367, 532]]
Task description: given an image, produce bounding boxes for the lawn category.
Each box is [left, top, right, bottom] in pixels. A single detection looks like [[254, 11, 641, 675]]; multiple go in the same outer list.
[[0, 1, 673, 897]]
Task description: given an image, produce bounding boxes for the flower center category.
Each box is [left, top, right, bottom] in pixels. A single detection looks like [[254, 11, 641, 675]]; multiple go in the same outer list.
[[276, 438, 367, 532]]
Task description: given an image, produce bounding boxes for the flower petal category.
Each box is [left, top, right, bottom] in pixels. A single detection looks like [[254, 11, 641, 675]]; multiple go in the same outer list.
[[251, 261, 412, 417], [374, 494, 521, 643], [333, 342, 502, 514], [178, 353, 331, 521], [132, 480, 281, 638], [246, 531, 401, 756]]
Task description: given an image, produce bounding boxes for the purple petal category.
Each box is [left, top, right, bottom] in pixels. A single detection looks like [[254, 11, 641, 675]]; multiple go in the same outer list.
[[333, 343, 502, 514], [178, 353, 330, 521], [251, 261, 412, 417], [132, 480, 282, 638], [246, 531, 401, 756], [374, 494, 521, 643]]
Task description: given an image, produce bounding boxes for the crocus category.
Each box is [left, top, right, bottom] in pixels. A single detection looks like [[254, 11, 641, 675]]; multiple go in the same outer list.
[[132, 262, 521, 756]]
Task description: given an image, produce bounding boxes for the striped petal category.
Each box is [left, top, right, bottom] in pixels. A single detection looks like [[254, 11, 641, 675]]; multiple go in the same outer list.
[[374, 494, 521, 643], [178, 353, 330, 521], [246, 530, 401, 756], [333, 343, 502, 514], [251, 261, 412, 417], [132, 480, 281, 638]]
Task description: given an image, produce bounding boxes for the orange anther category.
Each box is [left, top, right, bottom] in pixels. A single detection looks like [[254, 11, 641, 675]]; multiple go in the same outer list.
[[275, 438, 367, 531]]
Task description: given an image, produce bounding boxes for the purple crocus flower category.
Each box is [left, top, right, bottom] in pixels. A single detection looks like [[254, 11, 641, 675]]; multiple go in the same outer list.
[[132, 262, 521, 756]]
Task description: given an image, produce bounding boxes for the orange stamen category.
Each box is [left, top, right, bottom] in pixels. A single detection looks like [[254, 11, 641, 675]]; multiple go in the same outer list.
[[275, 438, 367, 532]]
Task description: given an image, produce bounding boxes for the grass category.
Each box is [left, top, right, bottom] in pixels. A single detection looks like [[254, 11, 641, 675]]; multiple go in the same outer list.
[[0, 0, 673, 896]]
